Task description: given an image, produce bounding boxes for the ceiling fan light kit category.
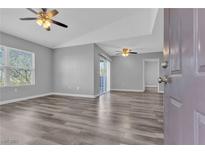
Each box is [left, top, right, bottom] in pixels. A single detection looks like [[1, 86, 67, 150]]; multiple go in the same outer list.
[[36, 18, 50, 26], [122, 53, 129, 57], [122, 48, 130, 57], [20, 8, 68, 31], [115, 48, 138, 57]]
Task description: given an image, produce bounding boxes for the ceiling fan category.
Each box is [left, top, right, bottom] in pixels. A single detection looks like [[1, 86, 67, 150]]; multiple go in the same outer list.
[[115, 48, 138, 57], [20, 8, 68, 31]]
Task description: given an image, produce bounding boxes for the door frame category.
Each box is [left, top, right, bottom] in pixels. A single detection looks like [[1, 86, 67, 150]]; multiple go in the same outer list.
[[99, 56, 110, 95], [143, 58, 160, 93]]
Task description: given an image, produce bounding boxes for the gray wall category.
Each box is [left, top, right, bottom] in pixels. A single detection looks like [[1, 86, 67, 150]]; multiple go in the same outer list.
[[0, 32, 163, 102], [111, 52, 164, 92], [0, 33, 112, 101], [53, 43, 111, 96], [144, 61, 158, 87], [53, 44, 95, 96], [0, 32, 53, 101]]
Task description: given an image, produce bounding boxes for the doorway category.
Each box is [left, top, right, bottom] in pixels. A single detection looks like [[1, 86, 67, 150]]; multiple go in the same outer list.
[[99, 57, 110, 95], [143, 59, 160, 93]]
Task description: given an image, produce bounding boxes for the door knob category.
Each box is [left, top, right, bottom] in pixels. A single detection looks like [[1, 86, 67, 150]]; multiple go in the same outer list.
[[158, 76, 168, 84], [161, 61, 168, 69]]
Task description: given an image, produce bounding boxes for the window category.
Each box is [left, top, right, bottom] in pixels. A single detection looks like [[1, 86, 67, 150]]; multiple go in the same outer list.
[[0, 45, 35, 87]]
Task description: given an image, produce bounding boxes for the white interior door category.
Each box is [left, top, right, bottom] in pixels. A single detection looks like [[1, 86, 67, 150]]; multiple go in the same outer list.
[[144, 60, 159, 88]]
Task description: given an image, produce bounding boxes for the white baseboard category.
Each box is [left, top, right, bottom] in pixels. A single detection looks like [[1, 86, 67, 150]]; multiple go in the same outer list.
[[145, 85, 158, 88], [51, 92, 98, 98], [0, 92, 100, 105], [0, 93, 53, 105], [158, 90, 164, 94], [94, 94, 100, 98], [111, 89, 145, 92], [2, 89, 160, 106]]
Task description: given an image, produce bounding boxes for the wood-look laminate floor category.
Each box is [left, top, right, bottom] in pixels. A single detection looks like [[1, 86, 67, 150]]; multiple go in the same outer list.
[[0, 91, 164, 145]]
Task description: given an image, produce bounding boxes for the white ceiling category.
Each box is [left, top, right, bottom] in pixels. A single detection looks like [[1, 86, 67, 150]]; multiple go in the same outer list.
[[0, 8, 163, 55], [97, 9, 163, 55]]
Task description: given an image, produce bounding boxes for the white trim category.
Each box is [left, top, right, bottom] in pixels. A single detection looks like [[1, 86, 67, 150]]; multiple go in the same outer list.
[[143, 59, 160, 62], [0, 44, 33, 55], [142, 59, 145, 91], [0, 92, 100, 105], [0, 44, 35, 87], [0, 88, 164, 106], [99, 53, 112, 62], [111, 89, 144, 92], [106, 60, 111, 92], [158, 90, 164, 93], [145, 85, 158, 88], [94, 94, 100, 98], [52, 92, 98, 98], [0, 93, 53, 105], [143, 58, 160, 93]]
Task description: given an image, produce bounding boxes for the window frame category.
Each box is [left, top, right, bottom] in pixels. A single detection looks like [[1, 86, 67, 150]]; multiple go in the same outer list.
[[0, 44, 35, 87]]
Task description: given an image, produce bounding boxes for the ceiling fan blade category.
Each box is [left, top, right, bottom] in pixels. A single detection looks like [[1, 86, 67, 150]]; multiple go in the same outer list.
[[51, 20, 68, 28], [41, 8, 47, 12], [20, 17, 37, 20], [129, 52, 138, 54], [27, 8, 38, 14], [47, 9, 59, 17]]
